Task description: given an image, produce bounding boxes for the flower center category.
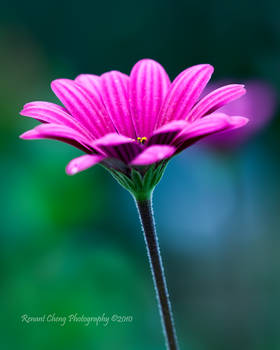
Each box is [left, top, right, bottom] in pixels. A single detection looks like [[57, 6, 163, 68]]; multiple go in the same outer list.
[[136, 137, 148, 144]]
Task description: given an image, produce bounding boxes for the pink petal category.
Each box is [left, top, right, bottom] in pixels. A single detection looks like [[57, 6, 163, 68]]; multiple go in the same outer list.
[[66, 154, 105, 175], [75, 74, 101, 92], [20, 123, 88, 142], [22, 101, 68, 114], [74, 74, 109, 116], [157, 64, 214, 126], [20, 123, 92, 152], [100, 71, 136, 138], [130, 145, 176, 166], [51, 79, 116, 138], [173, 113, 249, 152], [20, 123, 93, 153], [20, 101, 94, 140], [129, 59, 171, 138], [92, 133, 142, 164], [187, 84, 246, 121], [148, 120, 188, 145], [204, 81, 277, 148]]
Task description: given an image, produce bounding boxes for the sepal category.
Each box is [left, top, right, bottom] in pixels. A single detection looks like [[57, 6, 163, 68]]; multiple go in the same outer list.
[[107, 162, 168, 200]]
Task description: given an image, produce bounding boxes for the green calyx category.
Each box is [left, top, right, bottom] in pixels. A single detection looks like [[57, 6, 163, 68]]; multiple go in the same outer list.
[[107, 162, 168, 201]]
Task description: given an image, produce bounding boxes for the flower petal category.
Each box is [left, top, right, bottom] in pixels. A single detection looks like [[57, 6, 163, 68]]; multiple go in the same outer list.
[[51, 79, 116, 138], [20, 101, 94, 140], [100, 71, 136, 138], [157, 64, 214, 126], [74, 74, 109, 117], [75, 74, 101, 92], [20, 122, 88, 141], [92, 133, 142, 164], [173, 113, 249, 152], [66, 154, 105, 175], [129, 59, 171, 138], [20, 123, 94, 153], [130, 145, 176, 166], [187, 84, 246, 121], [148, 120, 188, 145]]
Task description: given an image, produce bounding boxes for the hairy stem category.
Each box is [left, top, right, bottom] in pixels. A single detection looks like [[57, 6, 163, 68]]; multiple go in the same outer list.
[[135, 194, 179, 350]]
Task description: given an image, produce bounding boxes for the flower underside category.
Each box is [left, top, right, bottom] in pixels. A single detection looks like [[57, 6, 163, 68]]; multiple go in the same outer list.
[[20, 58, 249, 193]]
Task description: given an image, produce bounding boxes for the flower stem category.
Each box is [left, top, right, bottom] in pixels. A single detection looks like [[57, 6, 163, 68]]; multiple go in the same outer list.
[[134, 193, 179, 350]]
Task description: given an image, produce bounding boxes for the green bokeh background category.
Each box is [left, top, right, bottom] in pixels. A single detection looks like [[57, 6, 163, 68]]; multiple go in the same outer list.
[[1, 1, 280, 349]]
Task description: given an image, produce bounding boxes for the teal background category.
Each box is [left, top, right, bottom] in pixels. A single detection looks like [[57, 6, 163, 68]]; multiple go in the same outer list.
[[0, 0, 280, 349]]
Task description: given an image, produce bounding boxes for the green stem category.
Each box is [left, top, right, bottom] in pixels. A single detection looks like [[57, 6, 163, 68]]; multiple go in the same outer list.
[[134, 193, 179, 350]]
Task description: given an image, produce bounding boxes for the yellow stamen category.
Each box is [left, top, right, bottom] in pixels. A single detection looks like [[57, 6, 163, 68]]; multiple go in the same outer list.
[[137, 137, 147, 144], [141, 137, 147, 144]]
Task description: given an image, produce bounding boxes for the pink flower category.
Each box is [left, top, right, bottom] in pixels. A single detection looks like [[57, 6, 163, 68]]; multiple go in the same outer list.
[[20, 59, 248, 176], [201, 80, 277, 150], [19, 59, 250, 348]]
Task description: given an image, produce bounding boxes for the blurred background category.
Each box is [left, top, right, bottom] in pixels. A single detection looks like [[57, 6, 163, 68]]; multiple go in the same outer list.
[[1, 0, 280, 349]]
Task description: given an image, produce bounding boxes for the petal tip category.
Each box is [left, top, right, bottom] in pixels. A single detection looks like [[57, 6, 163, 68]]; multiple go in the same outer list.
[[135, 58, 159, 65], [65, 154, 105, 175], [75, 74, 86, 81], [66, 164, 79, 175], [233, 84, 246, 94], [19, 109, 26, 116], [205, 63, 214, 72], [230, 116, 249, 127], [51, 78, 71, 90], [130, 145, 175, 166], [195, 63, 214, 74], [19, 130, 37, 139]]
